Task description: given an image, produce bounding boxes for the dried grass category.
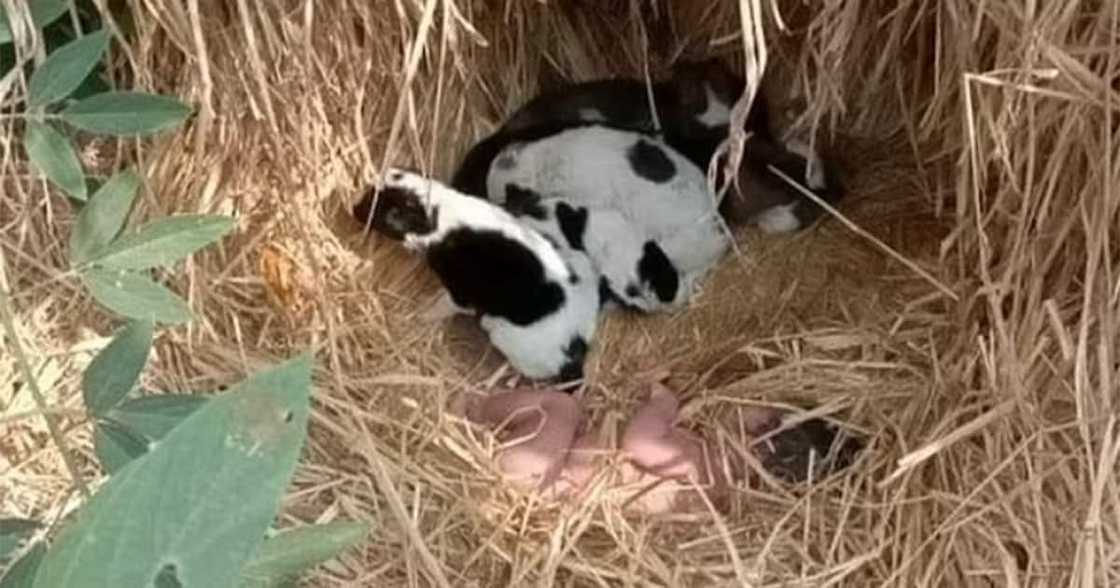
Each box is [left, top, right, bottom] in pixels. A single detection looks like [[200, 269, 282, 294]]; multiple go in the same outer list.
[[2, 0, 1118, 586]]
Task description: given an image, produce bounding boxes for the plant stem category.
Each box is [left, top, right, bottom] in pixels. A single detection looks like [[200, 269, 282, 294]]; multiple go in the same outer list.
[[0, 287, 91, 499], [0, 406, 88, 425]]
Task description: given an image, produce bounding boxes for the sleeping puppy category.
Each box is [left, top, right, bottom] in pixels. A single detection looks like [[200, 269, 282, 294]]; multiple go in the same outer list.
[[451, 58, 764, 199], [352, 168, 601, 384], [486, 125, 731, 313], [500, 184, 681, 313]]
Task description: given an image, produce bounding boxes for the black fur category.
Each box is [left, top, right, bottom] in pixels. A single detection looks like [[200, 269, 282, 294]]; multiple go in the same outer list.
[[450, 61, 771, 202], [424, 227, 565, 326], [626, 139, 677, 183], [504, 184, 549, 220], [556, 336, 589, 384], [717, 134, 846, 228], [759, 419, 865, 484], [351, 185, 433, 241], [449, 133, 511, 200], [636, 240, 679, 304], [555, 202, 588, 251]]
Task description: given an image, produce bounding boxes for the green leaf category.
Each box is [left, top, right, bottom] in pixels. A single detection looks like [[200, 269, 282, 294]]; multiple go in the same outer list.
[[86, 214, 235, 270], [0, 542, 46, 588], [93, 419, 150, 474], [24, 121, 86, 201], [69, 169, 140, 266], [0, 520, 41, 561], [0, 0, 70, 44], [32, 353, 315, 588], [59, 91, 191, 136], [27, 30, 109, 107], [240, 522, 369, 588], [82, 268, 194, 324], [106, 395, 208, 441], [81, 319, 153, 414]]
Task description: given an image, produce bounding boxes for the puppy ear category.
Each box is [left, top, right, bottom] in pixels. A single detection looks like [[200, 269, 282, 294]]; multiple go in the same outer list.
[[668, 62, 708, 112]]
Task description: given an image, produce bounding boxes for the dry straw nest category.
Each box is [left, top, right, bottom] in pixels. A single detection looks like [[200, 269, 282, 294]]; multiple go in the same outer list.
[[2, 0, 1119, 586]]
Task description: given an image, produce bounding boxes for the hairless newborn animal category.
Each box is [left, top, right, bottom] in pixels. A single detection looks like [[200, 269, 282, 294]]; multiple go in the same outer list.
[[458, 383, 863, 513]]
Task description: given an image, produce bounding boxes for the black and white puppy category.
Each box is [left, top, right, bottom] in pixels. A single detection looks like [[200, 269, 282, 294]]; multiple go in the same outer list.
[[352, 168, 600, 383], [451, 58, 761, 199], [485, 125, 732, 313], [500, 185, 680, 313]]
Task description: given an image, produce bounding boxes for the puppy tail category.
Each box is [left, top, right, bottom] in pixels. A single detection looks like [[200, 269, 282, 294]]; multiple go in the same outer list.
[[450, 132, 511, 199]]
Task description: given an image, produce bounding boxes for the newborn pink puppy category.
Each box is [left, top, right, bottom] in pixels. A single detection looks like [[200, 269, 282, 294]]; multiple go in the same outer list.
[[460, 383, 859, 513]]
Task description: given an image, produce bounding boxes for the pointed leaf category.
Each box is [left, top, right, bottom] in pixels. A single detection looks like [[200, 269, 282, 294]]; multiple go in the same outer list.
[[93, 420, 150, 474], [28, 30, 109, 106], [240, 521, 369, 588], [60, 91, 191, 136], [87, 215, 235, 270], [0, 520, 41, 561], [83, 268, 194, 324], [107, 395, 209, 441], [32, 354, 315, 588], [0, 0, 69, 44], [81, 319, 153, 414], [0, 543, 45, 588], [69, 169, 140, 265], [24, 121, 86, 201]]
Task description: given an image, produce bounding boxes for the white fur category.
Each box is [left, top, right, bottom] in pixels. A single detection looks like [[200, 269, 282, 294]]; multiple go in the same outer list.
[[782, 137, 827, 190], [753, 202, 801, 234], [521, 198, 682, 311], [696, 83, 733, 128], [577, 107, 607, 123], [485, 126, 730, 310], [480, 251, 600, 380], [384, 168, 601, 380], [388, 169, 572, 283]]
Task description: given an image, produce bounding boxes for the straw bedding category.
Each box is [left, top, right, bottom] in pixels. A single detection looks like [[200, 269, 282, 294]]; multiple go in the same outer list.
[[2, 0, 1118, 586]]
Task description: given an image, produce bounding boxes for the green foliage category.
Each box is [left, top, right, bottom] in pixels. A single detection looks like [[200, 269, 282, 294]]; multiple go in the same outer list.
[[106, 395, 209, 440], [60, 92, 193, 136], [92, 418, 149, 475], [69, 170, 141, 265], [82, 268, 195, 324], [33, 355, 315, 588], [0, 520, 41, 561], [1, 7, 369, 588], [86, 215, 236, 270], [0, 0, 69, 44], [241, 522, 370, 588], [23, 121, 86, 200], [0, 543, 46, 588], [27, 30, 109, 107], [81, 319, 152, 414]]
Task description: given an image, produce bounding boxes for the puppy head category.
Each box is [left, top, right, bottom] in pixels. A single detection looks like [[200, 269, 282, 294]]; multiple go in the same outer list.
[[666, 58, 744, 126], [351, 168, 435, 240]]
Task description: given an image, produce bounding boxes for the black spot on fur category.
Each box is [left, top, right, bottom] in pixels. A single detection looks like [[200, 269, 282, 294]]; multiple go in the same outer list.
[[555, 202, 588, 251], [624, 284, 640, 298], [351, 185, 432, 241], [425, 227, 565, 326], [557, 336, 589, 384], [626, 139, 676, 183], [636, 241, 679, 303], [504, 184, 548, 220]]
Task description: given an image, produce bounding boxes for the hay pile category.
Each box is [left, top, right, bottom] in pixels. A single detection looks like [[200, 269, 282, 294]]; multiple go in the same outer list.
[[2, 0, 1118, 585]]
